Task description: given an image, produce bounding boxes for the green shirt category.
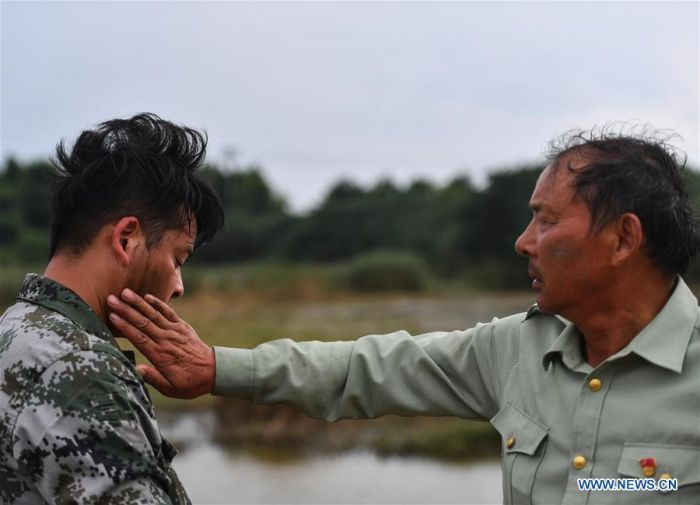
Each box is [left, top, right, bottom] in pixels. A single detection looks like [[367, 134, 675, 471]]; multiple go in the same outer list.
[[0, 274, 189, 504], [214, 278, 700, 504]]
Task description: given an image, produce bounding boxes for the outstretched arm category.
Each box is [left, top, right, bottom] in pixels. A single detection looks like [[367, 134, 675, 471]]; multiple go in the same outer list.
[[108, 289, 513, 421]]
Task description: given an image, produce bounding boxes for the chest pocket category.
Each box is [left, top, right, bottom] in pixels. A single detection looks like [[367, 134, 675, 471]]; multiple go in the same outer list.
[[617, 444, 700, 505], [157, 434, 192, 504], [491, 403, 549, 505], [159, 434, 179, 464]]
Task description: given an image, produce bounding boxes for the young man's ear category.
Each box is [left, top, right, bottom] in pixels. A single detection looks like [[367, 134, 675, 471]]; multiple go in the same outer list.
[[111, 217, 143, 267]]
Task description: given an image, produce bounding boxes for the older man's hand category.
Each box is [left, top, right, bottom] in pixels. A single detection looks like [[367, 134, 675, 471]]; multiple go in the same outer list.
[[107, 290, 215, 399]]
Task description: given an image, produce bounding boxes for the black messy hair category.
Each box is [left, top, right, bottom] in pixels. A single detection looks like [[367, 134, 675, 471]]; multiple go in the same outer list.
[[548, 125, 699, 275], [49, 113, 224, 257]]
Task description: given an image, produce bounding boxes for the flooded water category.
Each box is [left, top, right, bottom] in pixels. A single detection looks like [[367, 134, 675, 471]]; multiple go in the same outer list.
[[161, 412, 503, 504]]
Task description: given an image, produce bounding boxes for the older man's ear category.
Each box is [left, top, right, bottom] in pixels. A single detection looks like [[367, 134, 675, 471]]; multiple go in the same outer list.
[[610, 212, 644, 267]]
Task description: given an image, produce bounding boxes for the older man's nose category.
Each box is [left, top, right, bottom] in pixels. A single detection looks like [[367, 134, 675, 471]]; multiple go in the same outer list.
[[515, 220, 535, 257]]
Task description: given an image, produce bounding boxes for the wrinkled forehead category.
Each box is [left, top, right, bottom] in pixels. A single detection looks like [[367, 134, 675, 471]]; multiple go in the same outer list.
[[533, 163, 572, 194], [551, 147, 600, 172], [530, 155, 586, 208]]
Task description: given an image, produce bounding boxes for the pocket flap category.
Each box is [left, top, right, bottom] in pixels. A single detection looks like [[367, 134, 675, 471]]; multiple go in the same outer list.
[[159, 434, 179, 463], [491, 403, 548, 456], [618, 444, 700, 487]]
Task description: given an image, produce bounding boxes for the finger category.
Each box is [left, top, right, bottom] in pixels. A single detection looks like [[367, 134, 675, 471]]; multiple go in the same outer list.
[[144, 294, 180, 324], [109, 312, 158, 354], [107, 297, 162, 341], [107, 292, 168, 338], [121, 289, 171, 328], [136, 364, 177, 397]]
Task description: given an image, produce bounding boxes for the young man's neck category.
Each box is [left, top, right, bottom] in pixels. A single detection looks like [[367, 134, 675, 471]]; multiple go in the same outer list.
[[43, 253, 116, 323]]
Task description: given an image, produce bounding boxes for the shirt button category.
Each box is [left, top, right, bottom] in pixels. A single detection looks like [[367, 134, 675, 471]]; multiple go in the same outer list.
[[505, 437, 515, 449], [588, 378, 602, 392], [658, 473, 673, 493], [573, 455, 587, 470]]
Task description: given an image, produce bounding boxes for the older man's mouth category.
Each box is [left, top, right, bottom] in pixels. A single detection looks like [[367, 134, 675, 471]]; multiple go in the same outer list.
[[528, 268, 543, 290]]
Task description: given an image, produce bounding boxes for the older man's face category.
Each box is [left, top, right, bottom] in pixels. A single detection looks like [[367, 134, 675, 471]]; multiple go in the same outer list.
[[514, 156, 616, 317]]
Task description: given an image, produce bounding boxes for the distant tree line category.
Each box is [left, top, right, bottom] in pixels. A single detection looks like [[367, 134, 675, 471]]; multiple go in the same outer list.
[[2, 157, 700, 288]]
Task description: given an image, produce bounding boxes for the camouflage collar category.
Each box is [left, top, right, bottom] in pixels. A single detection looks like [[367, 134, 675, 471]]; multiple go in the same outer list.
[[17, 273, 118, 347]]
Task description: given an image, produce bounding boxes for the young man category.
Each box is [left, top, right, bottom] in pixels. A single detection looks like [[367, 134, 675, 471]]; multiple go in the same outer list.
[[0, 114, 223, 504], [110, 130, 700, 504]]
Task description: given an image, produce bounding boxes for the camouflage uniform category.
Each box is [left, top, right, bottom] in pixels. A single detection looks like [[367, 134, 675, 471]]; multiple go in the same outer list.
[[0, 274, 190, 504]]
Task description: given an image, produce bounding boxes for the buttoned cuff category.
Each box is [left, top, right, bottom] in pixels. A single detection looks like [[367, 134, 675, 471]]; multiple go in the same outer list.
[[212, 346, 255, 398]]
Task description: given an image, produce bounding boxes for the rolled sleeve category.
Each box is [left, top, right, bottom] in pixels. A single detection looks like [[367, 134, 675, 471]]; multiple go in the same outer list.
[[213, 346, 255, 398]]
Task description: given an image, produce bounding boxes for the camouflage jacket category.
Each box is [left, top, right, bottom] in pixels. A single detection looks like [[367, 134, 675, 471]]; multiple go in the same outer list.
[[0, 274, 190, 504]]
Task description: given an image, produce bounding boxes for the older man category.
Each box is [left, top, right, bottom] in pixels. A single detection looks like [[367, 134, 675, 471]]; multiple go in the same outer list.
[[0, 114, 223, 504], [109, 130, 700, 504]]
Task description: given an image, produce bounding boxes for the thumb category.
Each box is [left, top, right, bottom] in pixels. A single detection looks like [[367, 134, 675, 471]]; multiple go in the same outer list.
[[135, 363, 151, 378], [136, 364, 175, 397]]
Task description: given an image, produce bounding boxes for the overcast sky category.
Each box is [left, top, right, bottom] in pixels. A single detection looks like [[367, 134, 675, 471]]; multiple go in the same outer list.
[[2, 1, 698, 211]]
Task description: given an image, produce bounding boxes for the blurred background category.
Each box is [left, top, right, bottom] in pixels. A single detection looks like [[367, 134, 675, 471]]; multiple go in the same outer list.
[[1, 2, 698, 503]]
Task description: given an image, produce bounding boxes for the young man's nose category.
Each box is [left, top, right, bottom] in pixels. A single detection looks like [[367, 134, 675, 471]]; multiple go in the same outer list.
[[171, 271, 184, 299]]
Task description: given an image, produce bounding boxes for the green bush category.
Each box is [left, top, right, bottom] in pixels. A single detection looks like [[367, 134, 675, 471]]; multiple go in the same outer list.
[[0, 264, 44, 311], [373, 419, 500, 461], [339, 250, 429, 292], [15, 229, 50, 263], [179, 263, 338, 300], [464, 258, 531, 290]]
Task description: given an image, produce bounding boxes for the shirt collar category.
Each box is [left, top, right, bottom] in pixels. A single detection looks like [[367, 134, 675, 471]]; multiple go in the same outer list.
[[542, 277, 698, 374], [16, 273, 118, 347], [542, 322, 590, 373]]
